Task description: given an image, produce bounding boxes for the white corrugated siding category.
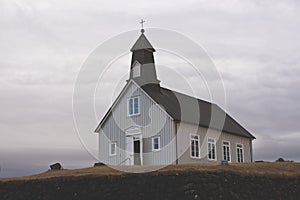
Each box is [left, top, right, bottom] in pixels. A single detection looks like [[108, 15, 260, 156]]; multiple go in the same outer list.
[[176, 122, 253, 164], [98, 82, 176, 165]]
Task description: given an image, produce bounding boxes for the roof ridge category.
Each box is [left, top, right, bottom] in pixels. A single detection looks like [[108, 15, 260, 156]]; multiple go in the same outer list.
[[159, 87, 213, 105], [142, 85, 255, 139]]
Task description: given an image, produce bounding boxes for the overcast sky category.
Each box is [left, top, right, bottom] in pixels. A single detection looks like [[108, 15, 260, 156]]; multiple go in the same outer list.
[[1, 0, 300, 177]]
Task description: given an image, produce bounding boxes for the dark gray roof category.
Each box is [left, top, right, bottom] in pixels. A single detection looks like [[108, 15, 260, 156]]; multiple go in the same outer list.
[[130, 33, 155, 52], [141, 84, 255, 139]]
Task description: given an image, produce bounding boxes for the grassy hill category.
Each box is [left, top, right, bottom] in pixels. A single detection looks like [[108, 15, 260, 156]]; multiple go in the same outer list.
[[0, 162, 299, 199]]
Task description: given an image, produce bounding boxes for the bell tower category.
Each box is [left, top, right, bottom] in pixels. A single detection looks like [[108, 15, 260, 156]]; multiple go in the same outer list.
[[129, 27, 160, 87]]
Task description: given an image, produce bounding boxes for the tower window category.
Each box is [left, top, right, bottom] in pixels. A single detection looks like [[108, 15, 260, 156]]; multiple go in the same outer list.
[[128, 96, 140, 116], [132, 61, 141, 78]]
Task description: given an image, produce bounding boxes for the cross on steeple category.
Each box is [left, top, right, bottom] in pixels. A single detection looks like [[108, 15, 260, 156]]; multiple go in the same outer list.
[[140, 19, 145, 33]]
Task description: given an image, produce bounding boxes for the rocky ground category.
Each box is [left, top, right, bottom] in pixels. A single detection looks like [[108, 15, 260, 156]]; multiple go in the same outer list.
[[0, 162, 299, 200]]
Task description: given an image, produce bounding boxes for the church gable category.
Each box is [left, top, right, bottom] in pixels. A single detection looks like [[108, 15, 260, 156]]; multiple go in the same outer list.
[[95, 80, 173, 133], [97, 80, 176, 166]]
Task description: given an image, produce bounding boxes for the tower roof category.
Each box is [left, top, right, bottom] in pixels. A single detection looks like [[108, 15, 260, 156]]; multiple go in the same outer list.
[[130, 32, 155, 52]]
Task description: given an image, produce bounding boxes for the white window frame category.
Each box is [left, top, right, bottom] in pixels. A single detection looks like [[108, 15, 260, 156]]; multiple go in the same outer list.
[[109, 142, 117, 156], [207, 137, 217, 161], [152, 136, 161, 151], [236, 143, 244, 163], [222, 140, 231, 162], [127, 96, 140, 116], [190, 134, 200, 159]]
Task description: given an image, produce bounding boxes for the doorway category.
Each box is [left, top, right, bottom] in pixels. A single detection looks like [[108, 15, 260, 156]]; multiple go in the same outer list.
[[133, 135, 141, 165], [125, 134, 143, 165]]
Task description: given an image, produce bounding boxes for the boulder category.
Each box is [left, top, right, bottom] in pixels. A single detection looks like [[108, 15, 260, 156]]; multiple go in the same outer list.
[[276, 158, 285, 162], [94, 162, 106, 167], [221, 160, 229, 166], [50, 163, 62, 170]]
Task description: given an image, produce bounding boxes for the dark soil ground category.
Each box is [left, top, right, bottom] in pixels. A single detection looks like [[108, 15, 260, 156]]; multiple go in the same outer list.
[[0, 162, 299, 200]]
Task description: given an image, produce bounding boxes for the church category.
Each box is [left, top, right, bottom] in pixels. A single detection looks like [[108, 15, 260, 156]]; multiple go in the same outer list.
[[95, 28, 255, 166]]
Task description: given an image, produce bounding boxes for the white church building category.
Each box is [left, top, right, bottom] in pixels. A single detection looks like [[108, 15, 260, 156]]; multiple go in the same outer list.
[[95, 29, 255, 166]]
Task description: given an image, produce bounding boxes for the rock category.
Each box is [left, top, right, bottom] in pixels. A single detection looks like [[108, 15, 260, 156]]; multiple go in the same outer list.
[[94, 162, 106, 167], [50, 163, 62, 170], [276, 158, 285, 162], [221, 160, 229, 166]]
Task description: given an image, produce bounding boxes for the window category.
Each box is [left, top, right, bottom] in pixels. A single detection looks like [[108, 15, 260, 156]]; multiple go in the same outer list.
[[132, 61, 141, 78], [236, 144, 244, 163], [109, 142, 117, 156], [128, 96, 139, 116], [152, 136, 161, 151], [208, 138, 216, 160], [222, 141, 231, 162], [190, 135, 200, 158]]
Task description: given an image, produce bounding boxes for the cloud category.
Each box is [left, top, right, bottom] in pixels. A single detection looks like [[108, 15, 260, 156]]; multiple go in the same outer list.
[[0, 0, 299, 177]]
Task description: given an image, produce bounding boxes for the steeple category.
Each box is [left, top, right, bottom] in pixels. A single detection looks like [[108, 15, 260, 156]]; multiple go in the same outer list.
[[129, 28, 160, 87]]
